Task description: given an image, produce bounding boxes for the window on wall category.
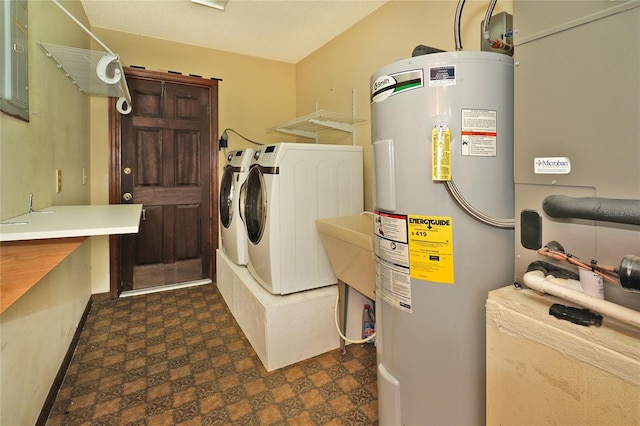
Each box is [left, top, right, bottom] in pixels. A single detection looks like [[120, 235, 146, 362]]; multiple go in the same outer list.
[[1, 0, 29, 121]]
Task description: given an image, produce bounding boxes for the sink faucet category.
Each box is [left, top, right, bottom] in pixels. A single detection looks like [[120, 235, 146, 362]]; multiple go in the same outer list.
[[29, 193, 33, 213]]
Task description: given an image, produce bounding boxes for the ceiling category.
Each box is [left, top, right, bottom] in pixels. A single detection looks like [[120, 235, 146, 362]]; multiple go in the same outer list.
[[80, 0, 389, 64]]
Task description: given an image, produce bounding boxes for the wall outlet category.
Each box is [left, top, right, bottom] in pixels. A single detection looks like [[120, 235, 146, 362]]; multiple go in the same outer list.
[[82, 167, 87, 185], [55, 169, 62, 193]]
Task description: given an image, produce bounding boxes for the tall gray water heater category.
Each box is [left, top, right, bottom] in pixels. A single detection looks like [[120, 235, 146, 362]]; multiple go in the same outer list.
[[371, 51, 514, 425]]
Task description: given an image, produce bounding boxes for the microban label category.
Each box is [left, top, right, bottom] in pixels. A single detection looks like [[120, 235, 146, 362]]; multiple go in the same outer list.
[[534, 157, 571, 174]]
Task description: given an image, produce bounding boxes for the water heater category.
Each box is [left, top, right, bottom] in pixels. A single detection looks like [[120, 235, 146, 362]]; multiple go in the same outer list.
[[371, 51, 514, 424]]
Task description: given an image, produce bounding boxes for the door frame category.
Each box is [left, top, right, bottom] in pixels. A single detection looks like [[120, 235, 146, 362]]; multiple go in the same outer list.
[[108, 68, 219, 298]]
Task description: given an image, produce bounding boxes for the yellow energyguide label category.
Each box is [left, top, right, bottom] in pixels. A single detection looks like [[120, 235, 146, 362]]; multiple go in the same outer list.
[[408, 215, 454, 284], [432, 125, 451, 181]]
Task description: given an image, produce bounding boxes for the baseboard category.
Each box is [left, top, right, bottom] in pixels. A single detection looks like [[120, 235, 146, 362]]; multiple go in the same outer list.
[[36, 294, 97, 425]]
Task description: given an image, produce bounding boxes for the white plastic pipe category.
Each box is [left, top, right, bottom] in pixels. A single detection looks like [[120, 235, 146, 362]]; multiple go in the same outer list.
[[333, 291, 376, 345], [523, 270, 640, 329]]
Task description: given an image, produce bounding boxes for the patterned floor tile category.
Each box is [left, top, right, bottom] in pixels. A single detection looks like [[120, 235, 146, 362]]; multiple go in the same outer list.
[[45, 284, 378, 425]]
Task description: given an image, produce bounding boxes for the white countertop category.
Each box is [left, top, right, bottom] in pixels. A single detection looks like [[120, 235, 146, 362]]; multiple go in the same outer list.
[[0, 204, 142, 242]]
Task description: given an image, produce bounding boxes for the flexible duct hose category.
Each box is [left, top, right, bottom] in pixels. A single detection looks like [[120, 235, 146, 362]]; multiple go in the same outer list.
[[543, 195, 640, 226], [445, 180, 514, 229], [454, 0, 466, 51], [481, 0, 498, 46]]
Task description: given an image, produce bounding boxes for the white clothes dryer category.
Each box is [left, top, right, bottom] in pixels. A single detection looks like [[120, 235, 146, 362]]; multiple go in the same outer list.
[[240, 142, 364, 295], [219, 148, 254, 265]]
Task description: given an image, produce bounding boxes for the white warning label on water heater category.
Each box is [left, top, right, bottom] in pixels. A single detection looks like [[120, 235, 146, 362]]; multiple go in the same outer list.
[[374, 211, 412, 313], [461, 109, 497, 157]]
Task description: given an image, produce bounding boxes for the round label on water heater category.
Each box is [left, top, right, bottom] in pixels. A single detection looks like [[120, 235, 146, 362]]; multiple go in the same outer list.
[[371, 75, 397, 103], [371, 69, 424, 103]]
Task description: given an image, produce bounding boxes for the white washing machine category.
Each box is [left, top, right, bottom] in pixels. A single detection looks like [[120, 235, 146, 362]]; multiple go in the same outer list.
[[219, 148, 254, 265], [240, 142, 363, 295]]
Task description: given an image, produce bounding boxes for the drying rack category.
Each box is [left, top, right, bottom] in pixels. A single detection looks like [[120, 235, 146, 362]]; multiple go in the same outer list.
[[38, 0, 132, 114]]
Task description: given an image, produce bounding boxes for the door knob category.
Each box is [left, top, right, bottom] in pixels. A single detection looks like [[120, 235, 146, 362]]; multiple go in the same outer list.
[[122, 192, 133, 201]]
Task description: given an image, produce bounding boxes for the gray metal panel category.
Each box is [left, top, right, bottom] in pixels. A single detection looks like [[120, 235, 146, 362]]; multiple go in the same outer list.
[[514, 6, 640, 194], [514, 184, 596, 282], [513, 2, 640, 303], [513, 0, 635, 41], [1, 0, 29, 120], [11, 0, 28, 107]]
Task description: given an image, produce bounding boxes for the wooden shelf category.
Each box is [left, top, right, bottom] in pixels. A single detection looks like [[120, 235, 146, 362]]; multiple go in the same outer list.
[[0, 237, 86, 313]]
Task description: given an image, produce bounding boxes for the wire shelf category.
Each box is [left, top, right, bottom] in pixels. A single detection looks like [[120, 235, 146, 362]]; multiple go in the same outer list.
[[268, 110, 366, 139], [38, 42, 131, 113]]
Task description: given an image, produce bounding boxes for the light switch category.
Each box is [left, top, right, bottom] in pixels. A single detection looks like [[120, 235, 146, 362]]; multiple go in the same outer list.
[[55, 169, 62, 193]]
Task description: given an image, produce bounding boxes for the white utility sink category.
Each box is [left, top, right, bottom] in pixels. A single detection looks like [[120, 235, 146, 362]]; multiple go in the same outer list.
[[316, 214, 375, 299]]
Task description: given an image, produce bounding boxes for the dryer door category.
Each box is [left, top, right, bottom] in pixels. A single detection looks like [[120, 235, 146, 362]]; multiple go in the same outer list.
[[241, 165, 268, 244], [219, 165, 234, 229]]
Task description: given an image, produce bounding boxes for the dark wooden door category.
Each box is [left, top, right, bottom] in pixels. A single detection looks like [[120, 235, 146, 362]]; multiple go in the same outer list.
[[110, 68, 219, 294]]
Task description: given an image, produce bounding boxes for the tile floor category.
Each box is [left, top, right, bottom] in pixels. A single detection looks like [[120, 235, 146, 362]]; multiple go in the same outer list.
[[46, 283, 378, 425]]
